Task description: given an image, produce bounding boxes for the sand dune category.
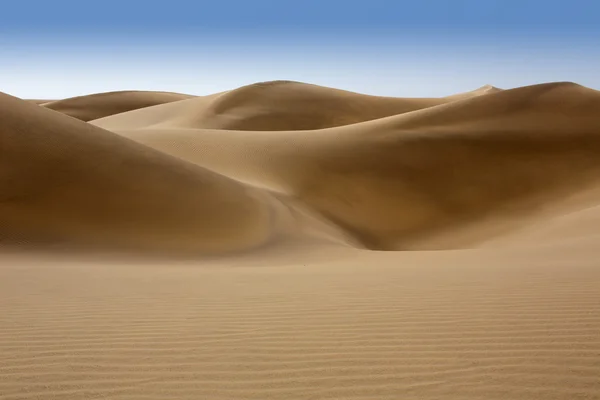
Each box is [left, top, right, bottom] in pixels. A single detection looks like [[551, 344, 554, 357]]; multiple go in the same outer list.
[[92, 80, 457, 131], [0, 91, 272, 254], [42, 90, 195, 121], [2, 80, 600, 400], [26, 99, 54, 105], [103, 82, 600, 250], [443, 83, 503, 100], [369, 81, 600, 131], [91, 91, 227, 130]]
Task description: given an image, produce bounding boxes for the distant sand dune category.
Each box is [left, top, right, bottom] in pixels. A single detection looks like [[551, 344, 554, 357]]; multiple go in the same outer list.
[[26, 99, 55, 105], [92, 80, 457, 131], [368, 81, 600, 131], [105, 82, 600, 250], [187, 80, 449, 130], [2, 80, 600, 400], [91, 91, 227, 130], [42, 90, 195, 121], [443, 83, 502, 100]]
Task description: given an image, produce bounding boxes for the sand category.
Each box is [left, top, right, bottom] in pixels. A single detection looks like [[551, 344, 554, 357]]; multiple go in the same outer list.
[[42, 90, 195, 121], [1, 80, 599, 399]]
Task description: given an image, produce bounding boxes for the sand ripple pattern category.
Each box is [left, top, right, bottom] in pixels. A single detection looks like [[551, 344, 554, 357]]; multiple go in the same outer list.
[[1, 256, 600, 400]]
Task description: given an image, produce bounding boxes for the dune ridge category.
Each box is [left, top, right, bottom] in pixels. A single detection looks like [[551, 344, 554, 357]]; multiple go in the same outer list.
[[26, 99, 55, 105], [2, 80, 600, 400], [443, 83, 503, 100], [92, 80, 456, 131], [91, 81, 505, 132], [42, 90, 195, 121]]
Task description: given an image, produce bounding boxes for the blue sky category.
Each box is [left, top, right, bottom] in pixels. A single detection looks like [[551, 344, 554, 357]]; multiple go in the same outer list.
[[1, 0, 599, 98]]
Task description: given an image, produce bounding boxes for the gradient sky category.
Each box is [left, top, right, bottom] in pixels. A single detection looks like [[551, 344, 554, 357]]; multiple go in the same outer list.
[[1, 0, 599, 98]]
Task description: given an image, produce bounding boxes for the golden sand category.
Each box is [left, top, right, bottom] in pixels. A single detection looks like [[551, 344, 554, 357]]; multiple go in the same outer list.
[[2, 81, 600, 399]]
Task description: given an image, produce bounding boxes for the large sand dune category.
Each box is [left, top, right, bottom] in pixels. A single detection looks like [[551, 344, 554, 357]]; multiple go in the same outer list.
[[0, 91, 272, 254], [1, 80, 599, 399]]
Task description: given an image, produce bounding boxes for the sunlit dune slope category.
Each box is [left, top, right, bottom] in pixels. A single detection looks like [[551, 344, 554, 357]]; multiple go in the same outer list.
[[26, 99, 55, 105], [443, 84, 502, 100], [42, 90, 195, 121]]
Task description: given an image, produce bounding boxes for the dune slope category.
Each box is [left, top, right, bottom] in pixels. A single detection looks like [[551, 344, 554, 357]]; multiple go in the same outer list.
[[0, 91, 271, 253], [42, 90, 194, 121], [443, 83, 502, 100], [26, 99, 54, 105]]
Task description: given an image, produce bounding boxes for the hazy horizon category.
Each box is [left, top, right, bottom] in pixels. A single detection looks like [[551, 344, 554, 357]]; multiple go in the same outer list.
[[2, 0, 599, 99]]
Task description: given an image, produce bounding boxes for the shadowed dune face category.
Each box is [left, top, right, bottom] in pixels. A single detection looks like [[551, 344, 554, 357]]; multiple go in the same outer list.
[[0, 91, 271, 254], [290, 82, 600, 249], [42, 90, 195, 121], [296, 129, 600, 249]]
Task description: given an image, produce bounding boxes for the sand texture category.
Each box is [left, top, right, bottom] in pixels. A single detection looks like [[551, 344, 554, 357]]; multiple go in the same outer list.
[[1, 80, 600, 399]]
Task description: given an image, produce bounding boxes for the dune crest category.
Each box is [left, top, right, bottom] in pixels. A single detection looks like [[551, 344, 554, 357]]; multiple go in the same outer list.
[[26, 99, 55, 105], [188, 80, 448, 130], [444, 84, 502, 100], [377, 81, 600, 131]]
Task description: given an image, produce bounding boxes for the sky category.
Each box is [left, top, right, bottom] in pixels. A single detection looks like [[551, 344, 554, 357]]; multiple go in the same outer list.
[[1, 0, 599, 98]]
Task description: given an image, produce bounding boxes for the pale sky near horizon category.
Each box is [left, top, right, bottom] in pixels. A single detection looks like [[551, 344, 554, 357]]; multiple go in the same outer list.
[[1, 0, 598, 99]]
